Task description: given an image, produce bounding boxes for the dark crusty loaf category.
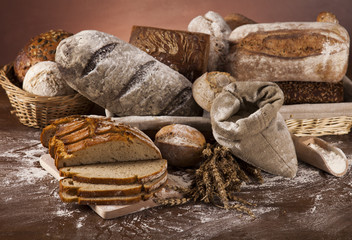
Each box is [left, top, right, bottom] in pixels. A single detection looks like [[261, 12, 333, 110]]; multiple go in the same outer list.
[[59, 159, 167, 184], [41, 116, 162, 168], [226, 22, 350, 82], [276, 80, 344, 105], [129, 26, 210, 82], [14, 29, 72, 82], [55, 30, 202, 117], [59, 171, 167, 197]]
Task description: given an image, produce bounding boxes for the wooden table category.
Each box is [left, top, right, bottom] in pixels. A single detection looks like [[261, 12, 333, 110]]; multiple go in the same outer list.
[[1, 87, 351, 240]]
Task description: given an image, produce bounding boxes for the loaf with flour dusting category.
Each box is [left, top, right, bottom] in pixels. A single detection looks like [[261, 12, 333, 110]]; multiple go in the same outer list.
[[226, 22, 350, 82], [55, 30, 201, 117]]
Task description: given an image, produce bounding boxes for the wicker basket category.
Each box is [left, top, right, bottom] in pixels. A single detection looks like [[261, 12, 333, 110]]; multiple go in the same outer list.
[[0, 64, 94, 128]]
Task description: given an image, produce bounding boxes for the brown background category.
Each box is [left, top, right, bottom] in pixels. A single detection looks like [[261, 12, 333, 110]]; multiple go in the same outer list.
[[0, 0, 352, 66]]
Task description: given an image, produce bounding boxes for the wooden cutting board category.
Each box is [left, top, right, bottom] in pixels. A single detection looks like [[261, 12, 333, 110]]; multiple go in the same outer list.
[[40, 154, 188, 219]]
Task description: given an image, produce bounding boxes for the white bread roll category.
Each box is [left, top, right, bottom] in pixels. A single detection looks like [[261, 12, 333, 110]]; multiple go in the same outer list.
[[226, 22, 350, 82], [22, 61, 74, 97]]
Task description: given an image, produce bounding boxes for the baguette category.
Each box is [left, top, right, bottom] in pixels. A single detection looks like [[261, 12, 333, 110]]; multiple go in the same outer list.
[[55, 30, 202, 117], [226, 22, 350, 82], [59, 171, 167, 197]]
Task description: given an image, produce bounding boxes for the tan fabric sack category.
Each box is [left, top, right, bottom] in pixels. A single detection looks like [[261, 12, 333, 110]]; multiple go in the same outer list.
[[210, 81, 298, 178]]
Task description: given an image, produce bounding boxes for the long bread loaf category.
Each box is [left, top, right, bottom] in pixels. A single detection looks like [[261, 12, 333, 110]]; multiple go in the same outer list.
[[55, 30, 202, 117]]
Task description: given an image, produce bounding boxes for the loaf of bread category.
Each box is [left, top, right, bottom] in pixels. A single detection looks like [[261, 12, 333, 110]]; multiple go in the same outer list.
[[55, 30, 202, 117], [224, 13, 256, 30], [276, 80, 344, 104], [129, 26, 210, 82], [14, 29, 72, 82], [60, 171, 167, 197], [192, 72, 236, 112], [41, 116, 162, 168], [59, 159, 167, 184], [226, 22, 350, 82], [188, 11, 231, 71], [154, 124, 206, 168], [316, 11, 339, 24], [22, 61, 75, 96]]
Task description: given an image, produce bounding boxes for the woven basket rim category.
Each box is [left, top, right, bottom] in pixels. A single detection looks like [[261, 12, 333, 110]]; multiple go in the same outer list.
[[0, 63, 83, 102]]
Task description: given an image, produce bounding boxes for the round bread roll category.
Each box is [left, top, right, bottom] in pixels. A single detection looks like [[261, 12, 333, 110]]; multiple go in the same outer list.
[[192, 72, 236, 112], [154, 124, 206, 168], [14, 29, 72, 82], [316, 11, 339, 24], [22, 61, 75, 97]]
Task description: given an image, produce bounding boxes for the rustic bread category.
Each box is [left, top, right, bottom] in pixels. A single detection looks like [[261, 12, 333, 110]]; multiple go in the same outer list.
[[129, 26, 210, 82], [188, 11, 231, 71], [14, 29, 72, 82], [59, 171, 167, 197], [59, 159, 167, 184], [316, 11, 339, 24], [226, 22, 350, 82], [22, 61, 75, 96], [55, 30, 202, 117], [154, 124, 206, 168], [224, 13, 256, 30], [192, 72, 236, 112], [59, 184, 164, 205], [276, 80, 344, 105]]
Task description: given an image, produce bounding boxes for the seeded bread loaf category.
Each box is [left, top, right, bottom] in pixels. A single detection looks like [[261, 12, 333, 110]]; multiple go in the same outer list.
[[60, 171, 167, 197], [59, 159, 167, 184], [55, 30, 202, 117], [129, 26, 210, 82], [41, 116, 162, 168], [188, 11, 232, 72], [226, 22, 350, 82], [14, 29, 72, 82]]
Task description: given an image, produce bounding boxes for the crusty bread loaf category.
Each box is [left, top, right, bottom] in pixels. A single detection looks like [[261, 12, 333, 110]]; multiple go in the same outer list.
[[224, 13, 256, 30], [276, 80, 344, 104], [316, 11, 339, 24], [154, 124, 206, 168], [55, 30, 202, 117], [41, 116, 162, 168], [129, 26, 210, 82], [188, 11, 231, 72], [59, 184, 164, 205], [192, 72, 236, 112], [14, 29, 72, 82], [226, 22, 350, 82], [59, 159, 167, 184], [59, 171, 167, 197], [22, 61, 75, 97]]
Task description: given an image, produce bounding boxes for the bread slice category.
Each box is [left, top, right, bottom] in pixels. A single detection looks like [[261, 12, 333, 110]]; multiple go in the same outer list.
[[59, 181, 166, 205], [59, 171, 167, 197], [59, 159, 167, 184], [41, 116, 162, 168]]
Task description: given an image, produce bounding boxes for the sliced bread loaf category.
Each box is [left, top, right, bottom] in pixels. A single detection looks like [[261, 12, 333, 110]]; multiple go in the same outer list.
[[42, 116, 162, 168], [59, 171, 167, 197], [59, 159, 167, 184]]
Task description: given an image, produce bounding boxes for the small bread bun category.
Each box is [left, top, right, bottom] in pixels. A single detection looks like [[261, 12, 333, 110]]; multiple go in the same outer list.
[[14, 29, 72, 82], [192, 71, 236, 112], [22, 61, 75, 97], [154, 124, 206, 168], [316, 11, 339, 24]]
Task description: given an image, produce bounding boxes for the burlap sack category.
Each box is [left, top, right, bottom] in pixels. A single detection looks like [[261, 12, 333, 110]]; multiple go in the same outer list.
[[210, 81, 298, 178]]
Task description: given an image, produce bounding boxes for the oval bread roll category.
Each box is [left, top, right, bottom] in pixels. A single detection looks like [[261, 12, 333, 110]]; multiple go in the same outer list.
[[154, 124, 206, 168], [55, 30, 202, 117]]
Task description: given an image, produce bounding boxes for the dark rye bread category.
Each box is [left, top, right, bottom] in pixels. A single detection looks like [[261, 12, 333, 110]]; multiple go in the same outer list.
[[40, 116, 162, 169], [59, 171, 167, 197], [14, 29, 72, 82], [55, 30, 202, 117], [226, 22, 350, 82], [276, 80, 344, 105], [129, 26, 210, 82]]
